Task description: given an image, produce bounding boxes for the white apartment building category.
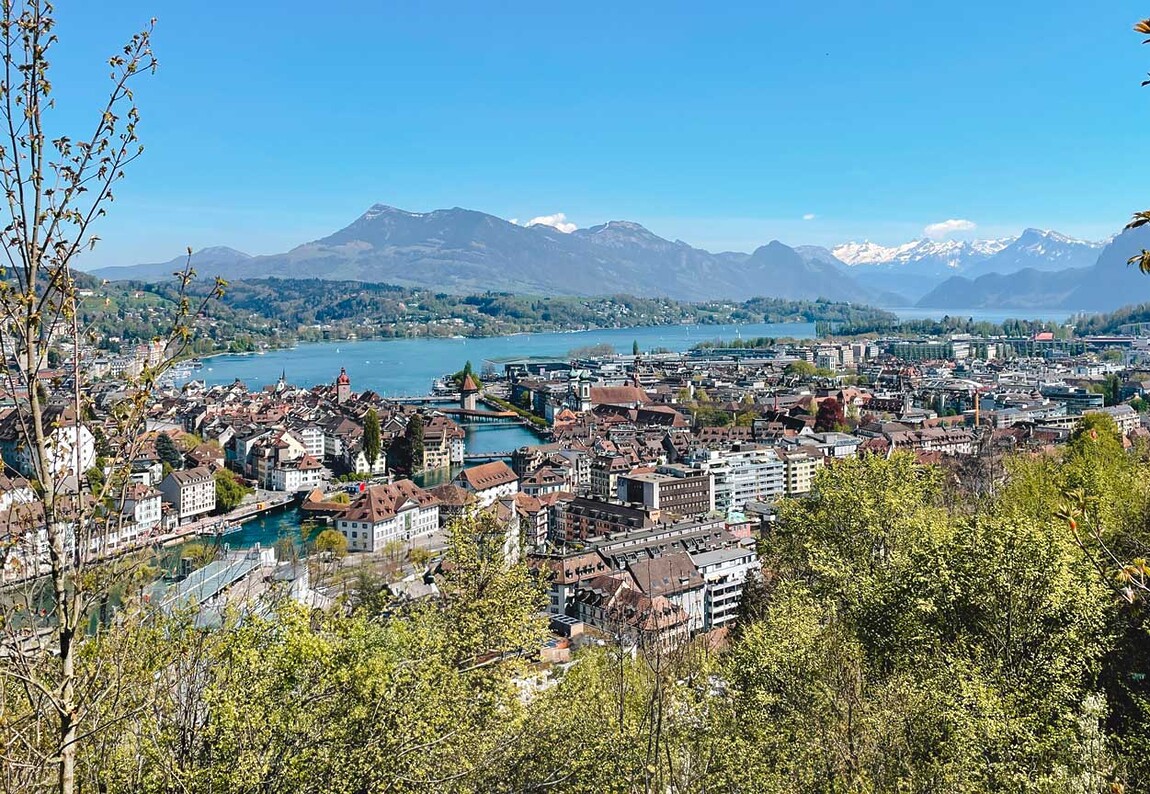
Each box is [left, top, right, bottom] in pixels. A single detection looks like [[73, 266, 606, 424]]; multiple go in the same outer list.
[[159, 467, 216, 523], [123, 484, 163, 532], [269, 455, 326, 492], [291, 424, 325, 459], [691, 545, 760, 630], [1084, 404, 1140, 436], [778, 449, 824, 496], [455, 460, 519, 509], [687, 445, 785, 514], [0, 406, 97, 480], [336, 480, 440, 553]]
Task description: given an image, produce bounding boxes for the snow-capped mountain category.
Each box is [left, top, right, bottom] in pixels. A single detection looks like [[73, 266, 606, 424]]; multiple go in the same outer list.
[[916, 226, 1150, 311], [832, 230, 1101, 279], [832, 238, 1012, 276], [960, 229, 1103, 278]]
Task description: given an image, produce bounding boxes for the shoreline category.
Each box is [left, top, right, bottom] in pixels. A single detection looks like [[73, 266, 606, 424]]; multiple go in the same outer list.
[[184, 306, 1077, 366], [179, 317, 828, 365]]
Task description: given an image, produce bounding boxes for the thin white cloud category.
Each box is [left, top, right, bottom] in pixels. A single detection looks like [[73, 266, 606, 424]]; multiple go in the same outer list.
[[525, 212, 577, 233], [802, 213, 816, 221], [508, 218, 519, 225], [923, 218, 977, 240]]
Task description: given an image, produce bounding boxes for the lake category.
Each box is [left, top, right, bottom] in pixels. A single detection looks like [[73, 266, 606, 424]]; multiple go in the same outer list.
[[198, 321, 818, 397], [199, 322, 820, 470], [197, 310, 1074, 402], [185, 311, 1049, 552]]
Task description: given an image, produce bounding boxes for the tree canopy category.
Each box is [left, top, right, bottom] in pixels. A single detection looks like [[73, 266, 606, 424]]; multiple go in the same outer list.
[[214, 468, 252, 513], [363, 407, 381, 467]]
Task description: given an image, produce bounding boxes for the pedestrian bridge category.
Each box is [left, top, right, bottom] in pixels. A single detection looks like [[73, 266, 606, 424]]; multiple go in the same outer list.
[[388, 395, 458, 404], [463, 451, 513, 461]]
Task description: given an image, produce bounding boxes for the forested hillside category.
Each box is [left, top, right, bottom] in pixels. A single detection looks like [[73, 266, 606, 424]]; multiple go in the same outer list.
[[82, 278, 898, 353]]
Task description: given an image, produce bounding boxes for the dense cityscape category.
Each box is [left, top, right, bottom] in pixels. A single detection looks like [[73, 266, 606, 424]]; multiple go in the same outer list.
[[6, 2, 1150, 792]]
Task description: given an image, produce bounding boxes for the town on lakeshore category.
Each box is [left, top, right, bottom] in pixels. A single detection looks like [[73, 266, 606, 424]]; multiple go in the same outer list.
[[3, 323, 1145, 650], [12, 1, 1150, 789]]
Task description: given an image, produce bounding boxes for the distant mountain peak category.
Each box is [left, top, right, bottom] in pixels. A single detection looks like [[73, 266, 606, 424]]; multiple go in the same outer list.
[[360, 204, 425, 221], [831, 237, 1011, 268], [1014, 228, 1095, 247], [830, 230, 1106, 279], [578, 220, 664, 245], [594, 220, 652, 234], [87, 203, 1119, 308], [195, 245, 251, 259], [756, 240, 793, 254]]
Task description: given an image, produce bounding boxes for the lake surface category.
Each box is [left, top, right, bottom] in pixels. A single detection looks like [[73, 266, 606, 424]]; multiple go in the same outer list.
[[197, 310, 1075, 402], [199, 321, 818, 397], [186, 311, 1055, 552]]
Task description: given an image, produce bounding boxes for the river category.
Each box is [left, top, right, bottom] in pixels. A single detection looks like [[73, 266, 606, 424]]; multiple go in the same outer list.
[[198, 322, 824, 455], [185, 321, 817, 552], [183, 312, 1052, 554]]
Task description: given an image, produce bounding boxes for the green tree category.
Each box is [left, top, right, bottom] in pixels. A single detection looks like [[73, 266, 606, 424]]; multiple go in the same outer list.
[[729, 570, 769, 640], [314, 528, 349, 558], [32, 440, 1150, 792], [409, 547, 433, 569], [405, 413, 425, 473], [437, 510, 547, 666], [632, 339, 639, 356], [784, 359, 816, 378], [0, 7, 228, 792], [1091, 373, 1123, 406], [85, 460, 107, 497], [381, 538, 405, 567], [451, 359, 482, 389], [155, 432, 184, 472], [734, 452, 1121, 791], [179, 542, 218, 571], [363, 407, 381, 467], [214, 468, 251, 513]]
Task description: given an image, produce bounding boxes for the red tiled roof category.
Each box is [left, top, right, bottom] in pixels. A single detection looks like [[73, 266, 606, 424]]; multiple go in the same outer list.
[[458, 460, 518, 491], [342, 480, 437, 524], [588, 386, 650, 407]]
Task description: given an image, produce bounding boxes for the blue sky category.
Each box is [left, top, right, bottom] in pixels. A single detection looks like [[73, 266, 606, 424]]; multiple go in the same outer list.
[[42, 1, 1150, 266]]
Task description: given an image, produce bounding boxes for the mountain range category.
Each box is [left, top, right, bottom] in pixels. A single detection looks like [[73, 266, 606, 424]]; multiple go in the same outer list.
[[89, 205, 898, 304], [916, 225, 1150, 311], [86, 204, 1150, 312]]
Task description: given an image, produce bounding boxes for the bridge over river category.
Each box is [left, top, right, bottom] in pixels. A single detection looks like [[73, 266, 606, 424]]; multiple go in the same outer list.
[[463, 451, 514, 462]]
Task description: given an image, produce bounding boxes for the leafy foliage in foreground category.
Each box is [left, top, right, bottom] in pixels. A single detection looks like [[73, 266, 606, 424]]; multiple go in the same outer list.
[[5, 438, 1150, 793]]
